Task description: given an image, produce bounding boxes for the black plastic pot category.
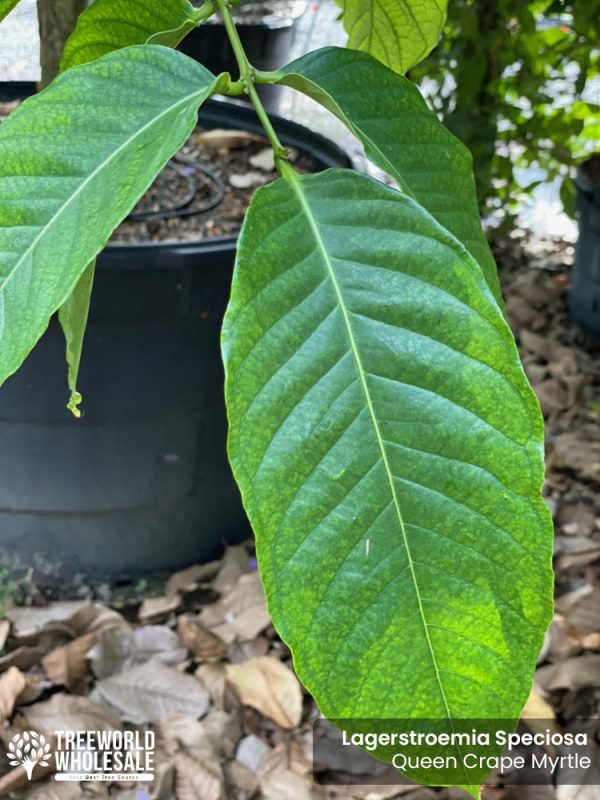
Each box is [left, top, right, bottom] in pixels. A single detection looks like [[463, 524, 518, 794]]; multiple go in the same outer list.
[[178, 1, 307, 110], [0, 96, 351, 582], [569, 155, 600, 337]]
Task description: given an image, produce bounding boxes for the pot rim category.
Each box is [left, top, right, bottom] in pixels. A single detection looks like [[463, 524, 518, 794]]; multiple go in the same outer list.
[[102, 96, 351, 254]]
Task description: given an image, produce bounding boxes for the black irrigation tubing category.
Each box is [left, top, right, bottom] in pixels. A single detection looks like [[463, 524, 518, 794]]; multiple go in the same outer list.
[[127, 159, 226, 222]]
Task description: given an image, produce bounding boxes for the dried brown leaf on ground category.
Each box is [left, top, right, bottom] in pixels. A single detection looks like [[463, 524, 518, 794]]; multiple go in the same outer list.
[[328, 787, 416, 800], [556, 502, 597, 538], [195, 662, 240, 712], [173, 750, 224, 800], [259, 765, 325, 800], [555, 739, 600, 800], [520, 328, 551, 360], [0, 759, 55, 796], [0, 645, 48, 673], [557, 586, 600, 634], [4, 603, 89, 638], [17, 692, 122, 736], [88, 625, 187, 679], [236, 733, 272, 773], [0, 619, 9, 650], [226, 656, 303, 729], [536, 654, 600, 692], [553, 431, 600, 484], [41, 631, 96, 690], [139, 594, 182, 622], [521, 688, 561, 746], [16, 672, 53, 706], [202, 709, 242, 759], [159, 714, 226, 800], [0, 666, 26, 722], [3, 604, 125, 670], [260, 735, 334, 797], [228, 635, 270, 664], [160, 712, 217, 756], [66, 604, 126, 636], [165, 561, 221, 596], [211, 545, 253, 593], [199, 571, 270, 643], [225, 758, 260, 794], [22, 784, 89, 800], [132, 625, 188, 666], [176, 615, 227, 662], [92, 661, 210, 723]]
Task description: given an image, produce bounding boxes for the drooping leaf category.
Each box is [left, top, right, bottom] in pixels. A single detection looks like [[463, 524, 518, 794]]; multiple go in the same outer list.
[[58, 0, 209, 413], [223, 168, 553, 790], [337, 0, 447, 74], [0, 0, 20, 23], [0, 46, 224, 386], [57, 261, 94, 417], [274, 47, 501, 303], [60, 0, 204, 71]]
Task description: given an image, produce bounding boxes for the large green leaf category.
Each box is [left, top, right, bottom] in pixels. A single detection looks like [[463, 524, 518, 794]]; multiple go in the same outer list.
[[0, 0, 20, 23], [337, 0, 447, 74], [223, 168, 553, 792], [274, 47, 501, 303], [0, 45, 224, 386], [60, 0, 203, 71]]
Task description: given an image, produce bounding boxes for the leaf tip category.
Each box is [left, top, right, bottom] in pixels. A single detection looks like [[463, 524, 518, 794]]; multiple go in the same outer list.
[[67, 390, 83, 418]]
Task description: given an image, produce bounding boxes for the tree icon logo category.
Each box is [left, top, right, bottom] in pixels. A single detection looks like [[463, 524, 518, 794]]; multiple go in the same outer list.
[[8, 731, 52, 779]]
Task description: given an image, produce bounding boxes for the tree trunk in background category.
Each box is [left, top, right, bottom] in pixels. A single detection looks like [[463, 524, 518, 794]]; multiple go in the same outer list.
[[37, 0, 86, 87], [447, 0, 504, 209]]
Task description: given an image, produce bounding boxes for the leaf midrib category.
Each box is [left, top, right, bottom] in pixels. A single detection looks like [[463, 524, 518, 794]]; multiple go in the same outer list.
[[0, 75, 211, 299], [284, 171, 453, 720]]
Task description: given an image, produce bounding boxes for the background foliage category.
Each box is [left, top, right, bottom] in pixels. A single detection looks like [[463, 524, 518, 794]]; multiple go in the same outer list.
[[409, 0, 600, 222]]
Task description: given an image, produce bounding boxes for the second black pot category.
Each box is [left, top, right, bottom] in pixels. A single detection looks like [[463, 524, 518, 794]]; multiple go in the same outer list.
[[178, 1, 308, 110], [569, 155, 600, 337], [0, 98, 351, 582]]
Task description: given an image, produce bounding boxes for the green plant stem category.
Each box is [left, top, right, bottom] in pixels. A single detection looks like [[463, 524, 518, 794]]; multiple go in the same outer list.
[[191, 0, 218, 25], [216, 0, 289, 171], [253, 68, 282, 84]]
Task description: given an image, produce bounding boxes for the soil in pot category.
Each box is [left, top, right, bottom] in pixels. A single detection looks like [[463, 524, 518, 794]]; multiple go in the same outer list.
[[111, 123, 317, 244]]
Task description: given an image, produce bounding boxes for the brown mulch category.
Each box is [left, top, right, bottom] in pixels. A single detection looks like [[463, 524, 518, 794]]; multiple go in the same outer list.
[[0, 236, 598, 799]]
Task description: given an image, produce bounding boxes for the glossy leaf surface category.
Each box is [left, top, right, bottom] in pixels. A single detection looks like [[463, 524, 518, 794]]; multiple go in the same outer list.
[[275, 47, 501, 303], [223, 168, 553, 790], [60, 0, 201, 71]]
